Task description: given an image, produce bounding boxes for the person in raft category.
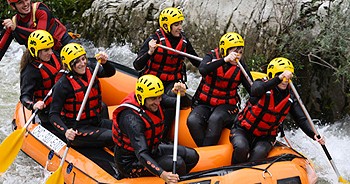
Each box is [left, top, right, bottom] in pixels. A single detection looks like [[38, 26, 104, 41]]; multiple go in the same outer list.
[[133, 7, 200, 93], [20, 29, 63, 139], [230, 57, 325, 164], [187, 32, 252, 147], [112, 74, 199, 184], [1, 0, 72, 61], [49, 43, 115, 147]]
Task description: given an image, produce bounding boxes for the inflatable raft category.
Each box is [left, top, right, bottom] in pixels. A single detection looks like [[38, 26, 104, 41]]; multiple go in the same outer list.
[[11, 60, 318, 184]]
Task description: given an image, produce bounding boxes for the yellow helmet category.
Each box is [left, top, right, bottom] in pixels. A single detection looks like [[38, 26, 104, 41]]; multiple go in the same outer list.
[[135, 74, 164, 105], [60, 43, 86, 71], [159, 7, 184, 34], [219, 32, 244, 57], [27, 30, 54, 58], [267, 57, 294, 79]]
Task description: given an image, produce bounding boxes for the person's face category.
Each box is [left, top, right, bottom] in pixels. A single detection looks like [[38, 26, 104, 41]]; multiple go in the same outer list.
[[228, 46, 244, 55], [226, 46, 244, 59], [38, 48, 53, 62], [277, 80, 289, 90], [72, 55, 87, 75], [144, 96, 162, 112], [170, 21, 183, 37], [277, 76, 289, 90], [13, 0, 31, 15]]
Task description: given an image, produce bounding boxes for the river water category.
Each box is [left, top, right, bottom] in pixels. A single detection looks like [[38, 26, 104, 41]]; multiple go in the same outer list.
[[0, 40, 349, 184]]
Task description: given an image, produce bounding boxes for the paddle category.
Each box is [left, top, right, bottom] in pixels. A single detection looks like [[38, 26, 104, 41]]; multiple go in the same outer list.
[[156, 44, 202, 61], [172, 91, 181, 174], [0, 88, 53, 175], [157, 44, 253, 82], [289, 81, 349, 183], [45, 57, 101, 184]]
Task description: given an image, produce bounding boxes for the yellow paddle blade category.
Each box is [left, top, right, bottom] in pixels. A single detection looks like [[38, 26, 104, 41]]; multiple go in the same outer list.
[[251, 71, 267, 81], [339, 176, 350, 184], [0, 127, 26, 175], [45, 165, 64, 184]]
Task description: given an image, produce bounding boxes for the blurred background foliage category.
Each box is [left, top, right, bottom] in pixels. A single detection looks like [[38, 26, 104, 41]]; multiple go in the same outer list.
[[247, 1, 350, 92]]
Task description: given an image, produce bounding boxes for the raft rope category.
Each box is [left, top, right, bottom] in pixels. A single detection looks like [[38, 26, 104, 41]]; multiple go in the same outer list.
[[180, 153, 305, 181]]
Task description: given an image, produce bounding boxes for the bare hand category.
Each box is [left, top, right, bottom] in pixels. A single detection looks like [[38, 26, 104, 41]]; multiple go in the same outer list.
[[65, 128, 77, 141], [148, 39, 157, 55], [2, 19, 16, 31], [172, 82, 186, 96], [224, 52, 240, 65], [33, 101, 46, 110], [278, 70, 293, 82], [160, 171, 179, 184], [314, 134, 325, 145], [95, 52, 108, 64]]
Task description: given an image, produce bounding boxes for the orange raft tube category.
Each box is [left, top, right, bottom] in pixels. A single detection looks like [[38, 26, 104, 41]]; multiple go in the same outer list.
[[12, 61, 318, 184]]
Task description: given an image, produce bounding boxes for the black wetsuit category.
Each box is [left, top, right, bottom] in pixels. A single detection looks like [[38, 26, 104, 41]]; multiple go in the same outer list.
[[49, 59, 115, 147], [230, 77, 316, 164], [133, 32, 200, 91], [114, 94, 199, 178], [20, 52, 64, 140], [187, 51, 252, 147]]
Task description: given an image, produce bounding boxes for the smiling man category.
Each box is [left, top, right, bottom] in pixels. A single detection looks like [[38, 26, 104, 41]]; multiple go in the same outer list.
[[112, 74, 199, 183]]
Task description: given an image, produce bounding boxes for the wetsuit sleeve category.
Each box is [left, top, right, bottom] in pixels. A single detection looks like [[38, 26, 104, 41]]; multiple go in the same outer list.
[[133, 35, 158, 71], [251, 77, 282, 97], [20, 65, 41, 110], [198, 52, 225, 76], [248, 77, 282, 104], [118, 109, 165, 176], [14, 4, 53, 38], [289, 92, 316, 139], [239, 59, 252, 95], [160, 93, 190, 109], [88, 59, 116, 78], [49, 78, 71, 134], [0, 28, 13, 61], [185, 38, 200, 67]]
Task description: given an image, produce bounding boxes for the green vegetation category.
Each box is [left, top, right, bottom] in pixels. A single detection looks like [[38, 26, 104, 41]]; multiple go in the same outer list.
[[276, 2, 350, 92]]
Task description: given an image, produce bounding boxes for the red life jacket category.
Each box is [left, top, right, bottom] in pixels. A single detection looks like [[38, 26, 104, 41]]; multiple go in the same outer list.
[[12, 2, 67, 50], [112, 92, 164, 152], [61, 68, 101, 120], [143, 28, 187, 82], [31, 53, 61, 105], [195, 48, 241, 106], [238, 89, 292, 136]]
